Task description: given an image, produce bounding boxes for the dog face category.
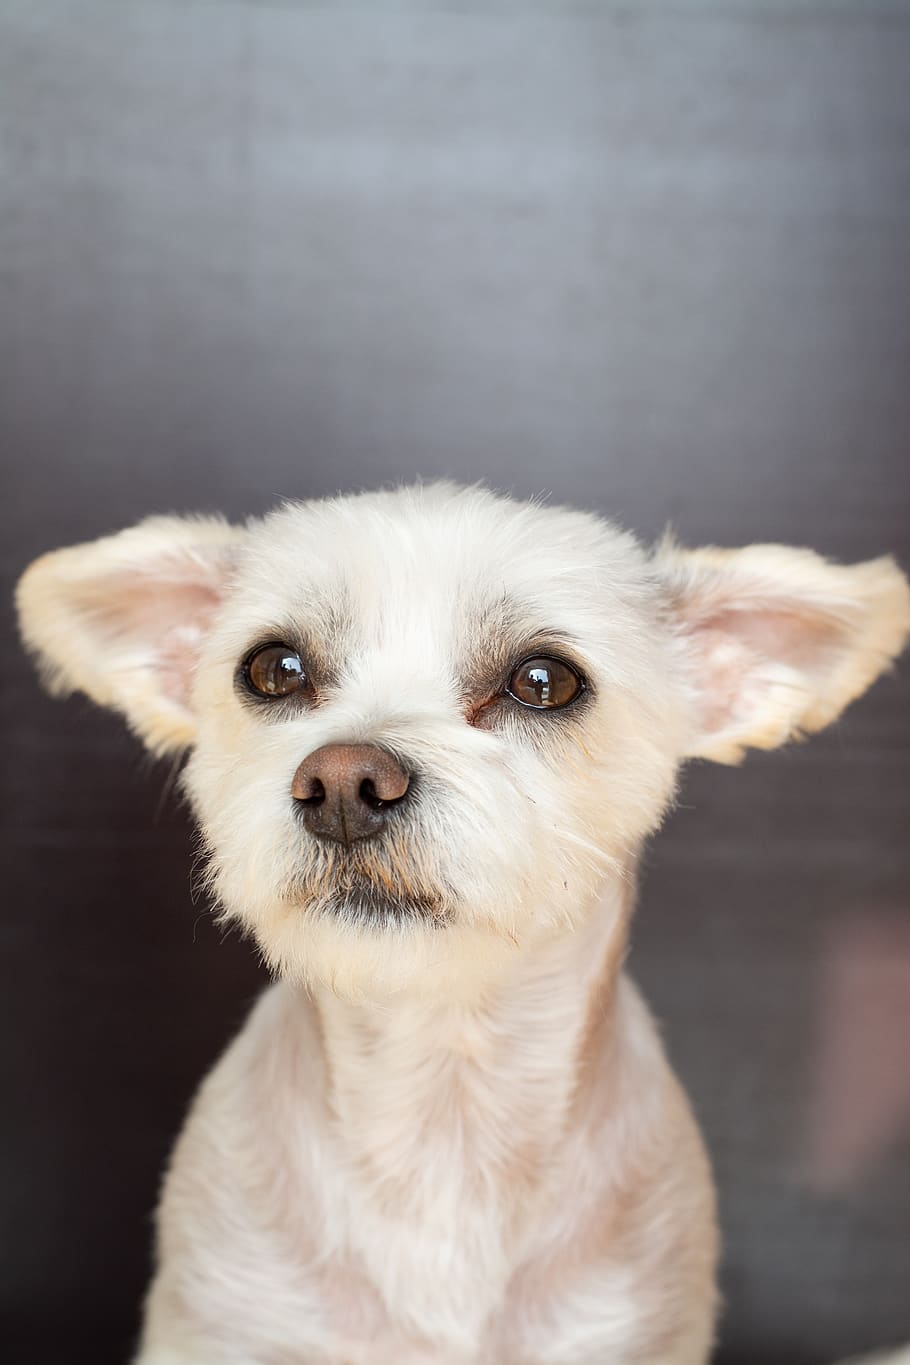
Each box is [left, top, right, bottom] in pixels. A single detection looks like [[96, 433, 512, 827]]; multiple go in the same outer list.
[[17, 484, 910, 999], [181, 486, 687, 997]]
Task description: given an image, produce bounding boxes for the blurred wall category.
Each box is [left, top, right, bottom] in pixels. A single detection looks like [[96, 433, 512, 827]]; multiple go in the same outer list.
[[2, 2, 909, 1362]]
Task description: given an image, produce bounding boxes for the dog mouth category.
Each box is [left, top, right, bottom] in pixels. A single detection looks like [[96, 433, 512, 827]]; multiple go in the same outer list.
[[323, 882, 449, 925], [283, 859, 451, 926]]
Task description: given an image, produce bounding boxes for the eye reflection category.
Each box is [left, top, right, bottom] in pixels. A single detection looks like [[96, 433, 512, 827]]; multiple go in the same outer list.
[[507, 656, 583, 710]]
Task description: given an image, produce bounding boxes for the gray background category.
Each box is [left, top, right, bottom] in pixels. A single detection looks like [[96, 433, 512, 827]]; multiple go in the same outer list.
[[2, 2, 909, 1361]]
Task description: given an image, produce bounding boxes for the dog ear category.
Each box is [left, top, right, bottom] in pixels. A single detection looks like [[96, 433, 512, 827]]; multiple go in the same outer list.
[[16, 515, 247, 754], [655, 540, 910, 764]]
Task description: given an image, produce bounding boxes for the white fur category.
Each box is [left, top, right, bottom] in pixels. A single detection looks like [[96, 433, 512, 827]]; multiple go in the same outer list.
[[16, 484, 910, 1364]]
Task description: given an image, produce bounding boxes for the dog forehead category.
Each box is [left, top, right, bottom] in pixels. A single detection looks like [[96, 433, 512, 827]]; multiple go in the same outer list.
[[236, 485, 649, 652]]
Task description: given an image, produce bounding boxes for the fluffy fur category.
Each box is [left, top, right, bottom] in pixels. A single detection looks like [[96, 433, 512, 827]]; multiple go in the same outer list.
[[16, 484, 910, 1364]]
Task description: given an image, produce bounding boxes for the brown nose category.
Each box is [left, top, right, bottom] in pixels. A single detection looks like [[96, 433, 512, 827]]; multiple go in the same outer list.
[[291, 743, 411, 845]]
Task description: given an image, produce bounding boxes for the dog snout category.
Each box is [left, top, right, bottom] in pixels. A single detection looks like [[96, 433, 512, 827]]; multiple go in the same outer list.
[[291, 744, 411, 845]]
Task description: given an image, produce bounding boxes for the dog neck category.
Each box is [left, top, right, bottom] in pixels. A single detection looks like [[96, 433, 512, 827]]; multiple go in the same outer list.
[[312, 874, 634, 1202]]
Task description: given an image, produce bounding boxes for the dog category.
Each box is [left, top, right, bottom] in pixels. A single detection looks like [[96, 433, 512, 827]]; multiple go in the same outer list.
[[16, 483, 910, 1365]]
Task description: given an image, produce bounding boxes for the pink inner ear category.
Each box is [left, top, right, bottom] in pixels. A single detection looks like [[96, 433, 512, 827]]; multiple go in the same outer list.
[[703, 605, 846, 666], [97, 573, 225, 711], [689, 605, 846, 736], [158, 610, 220, 707]]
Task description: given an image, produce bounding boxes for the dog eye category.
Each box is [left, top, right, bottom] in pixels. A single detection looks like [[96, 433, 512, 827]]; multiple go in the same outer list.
[[244, 644, 309, 699], [507, 657, 583, 710]]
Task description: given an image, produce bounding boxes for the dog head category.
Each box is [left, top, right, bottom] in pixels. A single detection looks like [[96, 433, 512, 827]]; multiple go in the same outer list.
[[17, 484, 910, 999]]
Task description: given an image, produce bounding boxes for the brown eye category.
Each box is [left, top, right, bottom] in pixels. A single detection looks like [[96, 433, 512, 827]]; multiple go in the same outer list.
[[244, 643, 309, 699], [507, 656, 583, 710]]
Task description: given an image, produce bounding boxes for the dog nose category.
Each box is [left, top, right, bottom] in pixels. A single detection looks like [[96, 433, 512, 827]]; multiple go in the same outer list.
[[291, 744, 411, 845]]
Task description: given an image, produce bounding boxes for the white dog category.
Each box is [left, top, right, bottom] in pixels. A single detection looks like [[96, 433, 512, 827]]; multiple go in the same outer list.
[[16, 484, 910, 1365]]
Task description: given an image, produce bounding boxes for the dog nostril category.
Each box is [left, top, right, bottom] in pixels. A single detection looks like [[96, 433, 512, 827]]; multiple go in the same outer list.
[[359, 777, 384, 810], [297, 777, 326, 806]]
